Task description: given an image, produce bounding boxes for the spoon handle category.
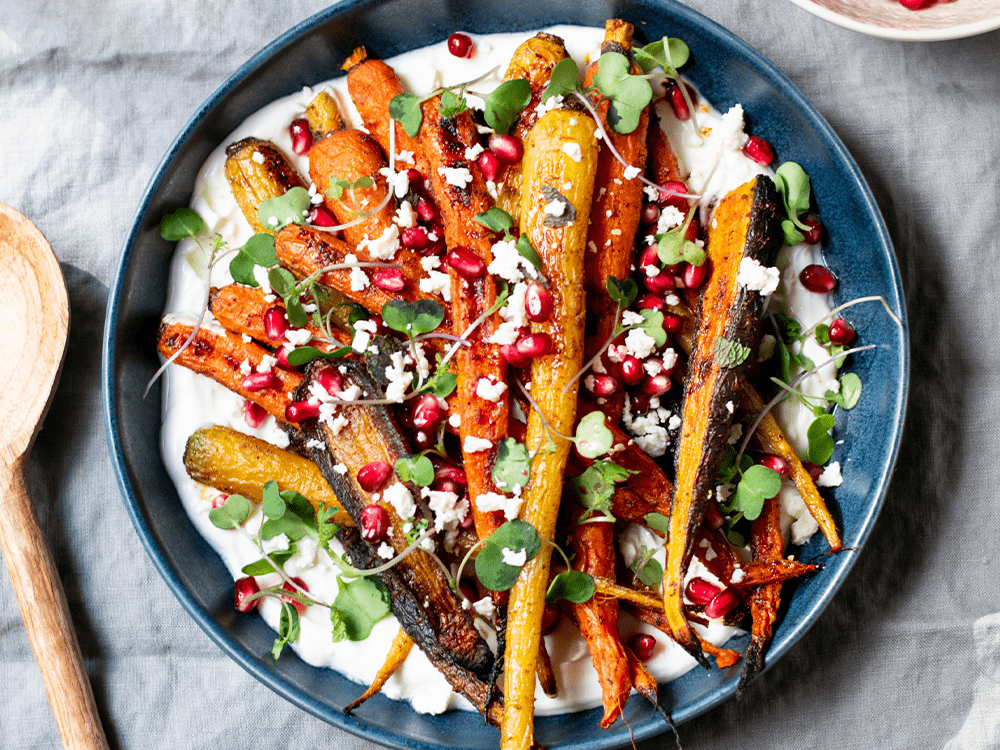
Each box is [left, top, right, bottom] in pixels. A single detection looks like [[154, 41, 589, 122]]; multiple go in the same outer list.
[[0, 454, 109, 750]]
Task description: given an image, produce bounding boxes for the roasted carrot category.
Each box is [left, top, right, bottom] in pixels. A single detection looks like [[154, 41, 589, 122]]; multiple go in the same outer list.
[[183, 425, 353, 527], [305, 90, 345, 135], [568, 506, 631, 728], [624, 604, 742, 670], [420, 98, 511, 542], [502, 109, 598, 749], [731, 558, 820, 589], [739, 493, 784, 691], [208, 284, 352, 350], [581, 21, 649, 421], [344, 627, 415, 713], [646, 102, 684, 185], [157, 319, 302, 420], [225, 138, 307, 234], [662, 176, 782, 665]]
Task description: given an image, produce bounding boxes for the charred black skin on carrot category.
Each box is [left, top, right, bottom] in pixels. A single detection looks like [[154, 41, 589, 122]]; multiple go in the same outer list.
[[293, 360, 494, 682]]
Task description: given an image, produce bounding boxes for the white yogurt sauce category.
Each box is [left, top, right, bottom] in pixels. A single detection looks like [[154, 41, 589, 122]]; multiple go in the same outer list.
[[160, 25, 833, 716]]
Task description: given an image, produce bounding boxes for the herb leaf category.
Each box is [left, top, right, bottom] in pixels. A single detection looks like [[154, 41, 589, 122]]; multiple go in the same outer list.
[[606, 276, 638, 308], [473, 207, 515, 234], [569, 460, 635, 515], [241, 548, 295, 575], [540, 58, 580, 103], [208, 494, 251, 530], [826, 372, 862, 410], [636, 309, 668, 348], [644, 512, 671, 536], [732, 465, 782, 521], [516, 235, 543, 271], [258, 187, 312, 231], [483, 79, 532, 135], [715, 337, 752, 369], [657, 228, 705, 266], [389, 93, 424, 137], [395, 454, 435, 487], [592, 52, 653, 135], [774, 162, 812, 234], [476, 520, 542, 591], [574, 411, 615, 459], [438, 89, 469, 119], [807, 413, 836, 465], [229, 233, 277, 286], [285, 345, 352, 366], [546, 570, 595, 604], [262, 480, 286, 519], [334, 576, 391, 641], [631, 554, 663, 588], [271, 601, 300, 660], [159, 207, 205, 241], [381, 299, 446, 336], [493, 438, 531, 493], [634, 37, 691, 77]]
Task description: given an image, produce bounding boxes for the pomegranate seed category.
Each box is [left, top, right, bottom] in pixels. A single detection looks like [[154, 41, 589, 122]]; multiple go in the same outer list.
[[244, 400, 267, 428], [620, 356, 644, 385], [657, 180, 689, 211], [281, 577, 309, 614], [289, 118, 313, 155], [641, 204, 660, 225], [315, 367, 342, 397], [234, 577, 261, 614], [435, 465, 468, 485], [275, 346, 293, 369], [646, 274, 675, 294], [489, 134, 523, 164], [742, 135, 774, 166], [524, 283, 553, 323], [828, 318, 855, 345], [360, 504, 390, 543], [900, 0, 933, 8], [500, 343, 531, 368], [514, 332, 553, 359], [638, 244, 660, 272], [373, 268, 406, 292], [628, 633, 657, 662], [412, 393, 446, 431], [636, 294, 665, 313], [447, 246, 486, 278], [433, 478, 462, 495], [799, 213, 823, 245], [405, 168, 424, 189], [630, 392, 651, 413], [588, 374, 619, 397], [640, 373, 671, 397], [416, 197, 436, 223], [242, 371, 278, 392], [284, 400, 320, 422], [459, 512, 474, 529], [803, 462, 823, 481], [477, 150, 502, 182], [308, 205, 336, 227], [447, 32, 474, 59], [704, 501, 725, 529], [401, 226, 429, 249], [211, 492, 229, 509], [459, 579, 480, 604], [685, 577, 722, 605], [799, 264, 837, 293], [357, 460, 392, 493], [541, 604, 562, 635], [662, 312, 683, 333], [759, 454, 790, 478], [263, 306, 289, 341], [682, 261, 708, 289], [667, 83, 690, 120], [704, 588, 740, 619]]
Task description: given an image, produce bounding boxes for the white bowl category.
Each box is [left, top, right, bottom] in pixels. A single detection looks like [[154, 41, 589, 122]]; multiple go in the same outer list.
[[787, 0, 1000, 40]]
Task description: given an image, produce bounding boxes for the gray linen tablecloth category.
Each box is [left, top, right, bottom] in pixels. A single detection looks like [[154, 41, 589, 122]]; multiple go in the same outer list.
[[2, 0, 998, 747]]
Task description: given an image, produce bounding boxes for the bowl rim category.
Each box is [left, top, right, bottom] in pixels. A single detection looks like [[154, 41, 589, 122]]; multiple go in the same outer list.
[[785, 0, 1000, 41], [102, 0, 910, 747]]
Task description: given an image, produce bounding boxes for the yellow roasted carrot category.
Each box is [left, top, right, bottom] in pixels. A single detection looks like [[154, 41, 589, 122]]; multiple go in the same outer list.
[[224, 138, 306, 234], [502, 108, 598, 750], [344, 627, 415, 713]]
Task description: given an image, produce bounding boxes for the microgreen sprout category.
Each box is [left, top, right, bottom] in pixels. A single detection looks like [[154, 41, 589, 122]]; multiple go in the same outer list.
[[774, 162, 812, 246], [473, 206, 543, 274], [388, 66, 502, 136], [656, 204, 705, 267]]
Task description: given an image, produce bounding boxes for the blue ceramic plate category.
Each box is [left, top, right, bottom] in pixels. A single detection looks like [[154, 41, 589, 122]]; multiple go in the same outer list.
[[103, 1, 908, 748]]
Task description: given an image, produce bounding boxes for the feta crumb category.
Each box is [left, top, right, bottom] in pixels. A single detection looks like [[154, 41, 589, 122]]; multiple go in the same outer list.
[[562, 142, 582, 162], [438, 165, 473, 189], [253, 265, 272, 294], [384, 350, 413, 402], [476, 377, 507, 402], [384, 483, 415, 519], [472, 596, 495, 619], [730, 568, 746, 584], [487, 239, 530, 283], [256, 355, 277, 374], [501, 547, 528, 567], [419, 270, 452, 302], [727, 423, 743, 445], [719, 104, 748, 151], [239, 358, 252, 376], [656, 205, 685, 233], [377, 542, 395, 560], [476, 491, 523, 521], [624, 328, 658, 359], [378, 166, 410, 198], [420, 254, 441, 272], [621, 310, 645, 327], [623, 165, 641, 180], [285, 328, 312, 347], [241, 333, 252, 343], [343, 253, 370, 292], [251, 151, 265, 164], [305, 438, 325, 450], [333, 463, 348, 475], [464, 143, 485, 161], [395, 149, 415, 165], [464, 436, 493, 453], [356, 224, 400, 261], [394, 200, 417, 229], [816, 461, 844, 487], [543, 199, 565, 217], [449, 413, 461, 428], [737, 257, 781, 296], [726, 401, 734, 414]]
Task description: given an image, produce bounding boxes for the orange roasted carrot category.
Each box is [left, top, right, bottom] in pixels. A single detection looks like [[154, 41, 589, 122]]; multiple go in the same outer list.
[[731, 558, 821, 589], [344, 627, 415, 713], [581, 21, 649, 421], [624, 604, 741, 670], [157, 320, 302, 420], [208, 284, 352, 350], [739, 493, 785, 691], [646, 103, 684, 185]]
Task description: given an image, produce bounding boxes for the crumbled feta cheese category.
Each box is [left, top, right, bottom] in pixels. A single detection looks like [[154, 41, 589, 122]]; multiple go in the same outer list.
[[285, 328, 312, 347], [377, 542, 395, 560], [333, 463, 348, 475], [485, 180, 498, 200], [737, 257, 781, 296], [543, 199, 565, 217], [419, 270, 452, 302], [449, 413, 461, 428], [816, 461, 844, 487], [464, 143, 485, 161], [623, 165, 641, 180], [656, 205, 685, 233], [378, 166, 410, 198], [473, 596, 495, 619], [239, 358, 252, 376], [438, 165, 473, 189], [395, 149, 415, 165], [726, 401, 734, 414], [384, 350, 413, 402], [241, 333, 252, 343], [286, 536, 318, 574], [621, 310, 645, 327], [643, 184, 660, 202], [262, 533, 291, 553], [251, 151, 265, 164], [719, 104, 748, 151], [384, 483, 415, 519], [488, 320, 521, 346], [425, 489, 469, 532], [394, 200, 417, 229], [357, 224, 401, 261], [476, 377, 507, 402], [256, 355, 277, 374], [476, 491, 523, 521], [329, 413, 350, 435], [420, 254, 441, 272], [464, 436, 493, 453], [727, 423, 743, 445], [668, 414, 682, 431], [305, 438, 325, 450], [253, 265, 272, 294], [534, 93, 563, 116], [488, 239, 536, 284], [730, 567, 746, 584], [343, 253, 370, 292], [562, 142, 582, 162], [501, 547, 527, 567], [624, 328, 658, 359]]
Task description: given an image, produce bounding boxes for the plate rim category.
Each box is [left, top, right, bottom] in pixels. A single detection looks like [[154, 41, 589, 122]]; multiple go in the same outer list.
[[785, 0, 1000, 41], [102, 0, 910, 747]]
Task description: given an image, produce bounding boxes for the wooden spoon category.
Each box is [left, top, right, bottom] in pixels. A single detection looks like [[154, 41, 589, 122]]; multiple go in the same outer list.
[[0, 204, 109, 750]]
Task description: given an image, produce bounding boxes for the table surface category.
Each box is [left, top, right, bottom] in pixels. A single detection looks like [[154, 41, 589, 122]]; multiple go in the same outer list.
[[2, 1, 998, 747]]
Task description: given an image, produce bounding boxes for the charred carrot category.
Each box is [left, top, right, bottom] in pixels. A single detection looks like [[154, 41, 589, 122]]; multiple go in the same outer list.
[[739, 493, 784, 691], [157, 319, 302, 420], [225, 138, 307, 234], [731, 558, 821, 589]]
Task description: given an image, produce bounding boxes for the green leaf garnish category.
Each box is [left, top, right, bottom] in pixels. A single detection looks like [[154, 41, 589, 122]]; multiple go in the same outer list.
[[241, 548, 295, 576], [333, 576, 392, 641], [715, 337, 752, 369], [159, 207, 205, 242], [395, 454, 435, 487], [515, 235, 543, 271], [473, 207, 515, 233], [656, 228, 705, 266], [258, 187, 312, 231], [825, 372, 862, 410], [326, 175, 375, 202], [261, 480, 285, 519], [438, 89, 469, 119], [545, 570, 595, 604], [388, 93, 424, 137], [636, 309, 668, 348], [774, 162, 812, 235], [229, 232, 277, 286], [475, 519, 542, 591], [644, 512, 671, 536], [483, 79, 532, 135], [631, 553, 663, 589], [634, 37, 690, 77], [592, 52, 653, 135], [574, 411, 614, 459], [570, 460, 636, 515], [284, 345, 352, 367], [732, 465, 782, 521], [381, 299, 446, 336], [492, 438, 531, 492], [271, 601, 300, 660], [540, 58, 580, 103], [807, 413, 836, 465], [606, 276, 638, 308], [208, 494, 251, 530]]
